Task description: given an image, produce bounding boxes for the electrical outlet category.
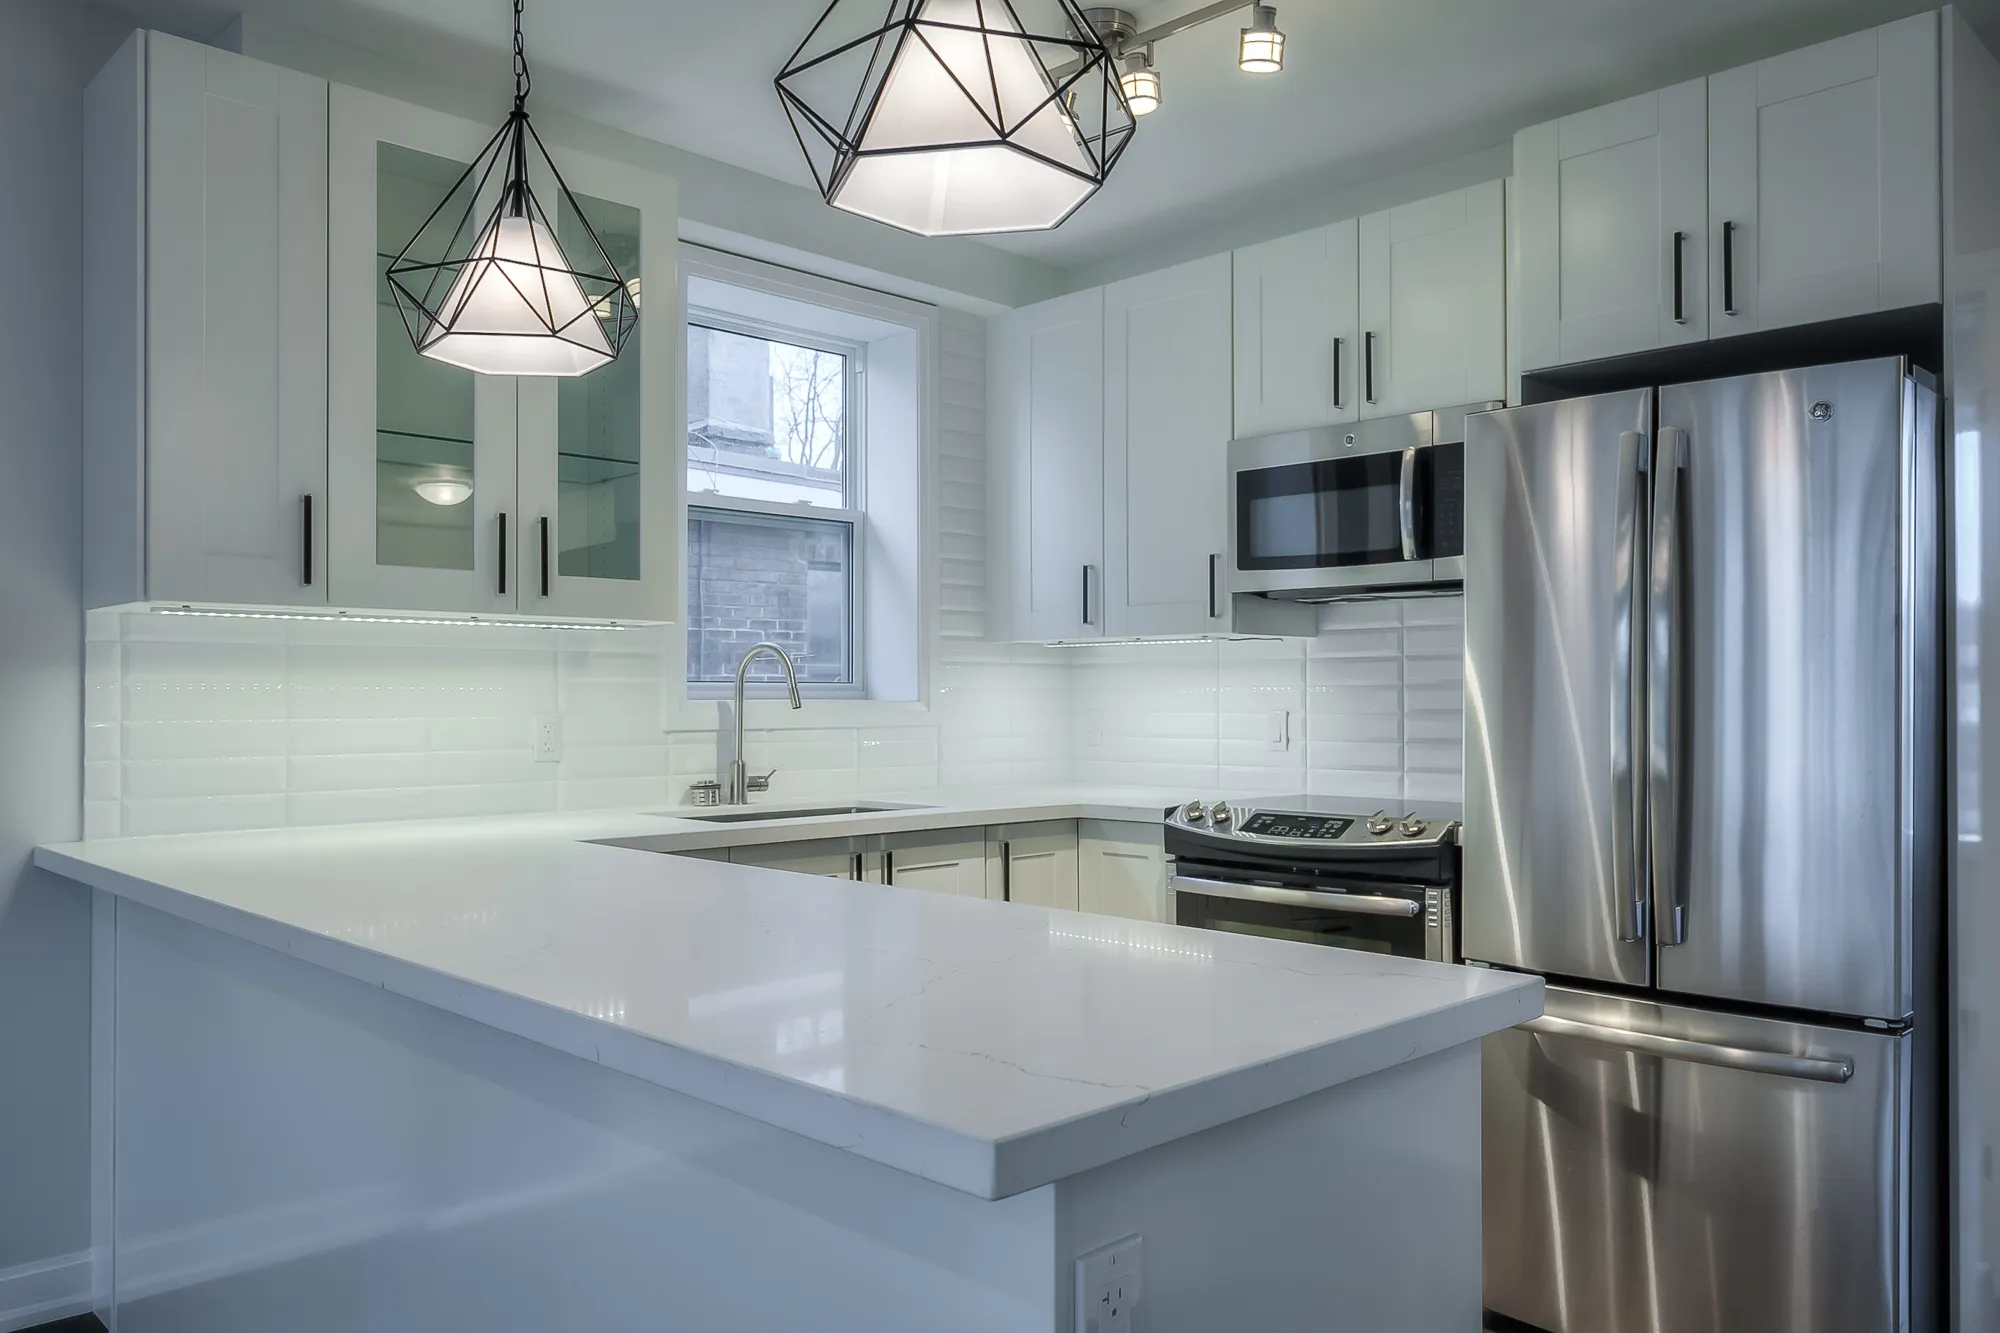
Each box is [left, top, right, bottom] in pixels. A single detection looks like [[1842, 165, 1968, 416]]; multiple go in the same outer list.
[[1267, 708, 1291, 752], [1076, 1234, 1143, 1333], [533, 712, 563, 763]]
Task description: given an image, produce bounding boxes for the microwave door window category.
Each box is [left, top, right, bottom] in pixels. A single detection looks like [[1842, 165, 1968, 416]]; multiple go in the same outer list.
[[1238, 454, 1405, 569]]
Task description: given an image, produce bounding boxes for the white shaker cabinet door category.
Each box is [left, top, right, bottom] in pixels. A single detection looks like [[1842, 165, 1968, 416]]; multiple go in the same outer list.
[[882, 830, 989, 898], [1104, 254, 1233, 639], [987, 822, 1080, 909], [1707, 12, 1939, 335], [730, 839, 863, 879], [143, 34, 330, 606], [1232, 220, 1358, 437], [1358, 181, 1507, 414], [1514, 81, 1709, 373], [1077, 820, 1168, 922], [989, 288, 1105, 642]]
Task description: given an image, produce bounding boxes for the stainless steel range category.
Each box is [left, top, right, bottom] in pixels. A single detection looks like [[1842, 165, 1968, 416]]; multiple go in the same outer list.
[[1164, 796, 1461, 962]]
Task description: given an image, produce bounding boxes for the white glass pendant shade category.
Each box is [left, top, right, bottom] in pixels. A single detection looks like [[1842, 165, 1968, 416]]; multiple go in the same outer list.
[[419, 214, 613, 377], [825, 0, 1104, 236], [413, 478, 473, 506], [1239, 6, 1285, 73]]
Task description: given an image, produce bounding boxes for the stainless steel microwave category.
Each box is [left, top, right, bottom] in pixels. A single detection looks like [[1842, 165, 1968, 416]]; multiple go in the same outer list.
[[1228, 401, 1499, 601]]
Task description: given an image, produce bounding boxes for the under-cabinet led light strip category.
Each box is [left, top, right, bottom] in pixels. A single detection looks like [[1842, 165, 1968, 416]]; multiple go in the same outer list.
[[1042, 636, 1284, 648], [151, 606, 637, 632]]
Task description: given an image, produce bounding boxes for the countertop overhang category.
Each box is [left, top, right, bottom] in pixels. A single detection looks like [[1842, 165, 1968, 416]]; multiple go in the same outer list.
[[36, 787, 1541, 1199]]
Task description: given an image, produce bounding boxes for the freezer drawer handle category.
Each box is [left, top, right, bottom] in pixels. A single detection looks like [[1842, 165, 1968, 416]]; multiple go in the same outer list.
[[1521, 1014, 1854, 1085], [1171, 875, 1421, 918]]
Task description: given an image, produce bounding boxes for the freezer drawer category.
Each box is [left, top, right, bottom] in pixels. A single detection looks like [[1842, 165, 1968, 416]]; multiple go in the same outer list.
[[1483, 985, 1911, 1333]]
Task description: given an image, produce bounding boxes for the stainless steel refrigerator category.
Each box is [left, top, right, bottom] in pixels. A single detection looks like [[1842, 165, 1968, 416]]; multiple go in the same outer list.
[[1462, 358, 1942, 1333]]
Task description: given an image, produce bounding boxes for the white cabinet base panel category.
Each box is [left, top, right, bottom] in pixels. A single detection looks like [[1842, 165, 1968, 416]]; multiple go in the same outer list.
[[96, 892, 1482, 1332]]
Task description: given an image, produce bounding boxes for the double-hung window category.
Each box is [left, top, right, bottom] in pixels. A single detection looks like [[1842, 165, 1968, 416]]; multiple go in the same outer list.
[[685, 311, 866, 695]]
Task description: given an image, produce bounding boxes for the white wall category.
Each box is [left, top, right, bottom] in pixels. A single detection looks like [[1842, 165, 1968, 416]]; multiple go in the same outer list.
[[0, 1, 136, 1325]]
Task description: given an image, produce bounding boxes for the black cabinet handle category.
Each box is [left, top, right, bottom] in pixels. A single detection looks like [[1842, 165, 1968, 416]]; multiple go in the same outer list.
[[1001, 841, 1012, 902], [301, 494, 314, 587], [1671, 231, 1688, 325], [497, 512, 508, 596], [538, 516, 551, 598], [1364, 331, 1378, 405], [1722, 220, 1738, 317], [1209, 553, 1220, 620], [1331, 335, 1344, 409]]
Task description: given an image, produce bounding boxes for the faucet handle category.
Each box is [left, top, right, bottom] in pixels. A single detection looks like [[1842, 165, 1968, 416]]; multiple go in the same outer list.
[[746, 768, 778, 794]]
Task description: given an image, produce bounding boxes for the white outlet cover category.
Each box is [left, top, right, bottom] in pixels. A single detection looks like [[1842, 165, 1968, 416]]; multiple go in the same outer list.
[[1076, 1234, 1143, 1333], [533, 712, 564, 763], [1267, 708, 1291, 752]]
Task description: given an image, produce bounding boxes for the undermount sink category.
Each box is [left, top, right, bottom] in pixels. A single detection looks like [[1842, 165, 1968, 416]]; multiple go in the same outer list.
[[675, 804, 929, 824]]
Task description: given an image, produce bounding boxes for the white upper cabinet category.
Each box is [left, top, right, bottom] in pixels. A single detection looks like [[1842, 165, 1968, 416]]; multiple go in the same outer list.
[[1515, 81, 1709, 372], [84, 32, 330, 610], [1706, 12, 1939, 335], [1232, 220, 1358, 436], [1514, 12, 1940, 370], [989, 288, 1106, 642], [1104, 254, 1233, 638], [327, 87, 677, 620], [1357, 180, 1508, 414]]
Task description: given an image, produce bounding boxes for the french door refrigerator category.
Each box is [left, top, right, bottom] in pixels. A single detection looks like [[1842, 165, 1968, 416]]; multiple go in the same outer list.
[[1462, 358, 1942, 1333]]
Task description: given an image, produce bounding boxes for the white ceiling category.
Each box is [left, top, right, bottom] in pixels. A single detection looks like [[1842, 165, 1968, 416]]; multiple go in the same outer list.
[[106, 0, 1973, 270]]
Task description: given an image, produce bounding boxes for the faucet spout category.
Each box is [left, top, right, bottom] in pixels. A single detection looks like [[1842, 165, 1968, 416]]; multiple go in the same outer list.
[[726, 642, 802, 804]]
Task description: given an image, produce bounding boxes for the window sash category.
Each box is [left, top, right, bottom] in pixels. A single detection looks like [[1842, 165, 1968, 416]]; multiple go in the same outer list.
[[685, 502, 867, 700], [686, 309, 866, 511]]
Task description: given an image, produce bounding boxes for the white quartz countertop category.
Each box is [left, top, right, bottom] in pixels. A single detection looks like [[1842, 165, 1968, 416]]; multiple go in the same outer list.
[[36, 787, 1541, 1199]]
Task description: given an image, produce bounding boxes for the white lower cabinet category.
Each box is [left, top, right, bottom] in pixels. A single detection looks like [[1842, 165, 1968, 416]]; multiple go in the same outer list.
[[1077, 820, 1169, 923], [730, 839, 871, 881], [881, 830, 989, 898], [986, 822, 1081, 910]]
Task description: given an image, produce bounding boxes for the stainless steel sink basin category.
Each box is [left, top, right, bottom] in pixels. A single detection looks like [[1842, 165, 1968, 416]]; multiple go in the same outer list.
[[675, 804, 928, 824]]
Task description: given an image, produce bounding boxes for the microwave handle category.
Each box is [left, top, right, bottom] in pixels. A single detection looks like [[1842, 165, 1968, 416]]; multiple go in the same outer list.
[[1398, 446, 1418, 562]]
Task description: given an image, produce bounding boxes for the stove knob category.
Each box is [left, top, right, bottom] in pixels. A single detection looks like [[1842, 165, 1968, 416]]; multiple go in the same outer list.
[[1211, 802, 1233, 826], [1399, 814, 1429, 839], [1366, 810, 1394, 836], [1182, 801, 1207, 824]]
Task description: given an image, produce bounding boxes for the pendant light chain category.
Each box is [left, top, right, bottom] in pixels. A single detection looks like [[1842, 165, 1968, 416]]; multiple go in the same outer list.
[[513, 0, 532, 108]]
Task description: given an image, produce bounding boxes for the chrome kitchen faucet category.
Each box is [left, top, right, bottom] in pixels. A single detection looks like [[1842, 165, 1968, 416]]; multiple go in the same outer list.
[[725, 642, 802, 804]]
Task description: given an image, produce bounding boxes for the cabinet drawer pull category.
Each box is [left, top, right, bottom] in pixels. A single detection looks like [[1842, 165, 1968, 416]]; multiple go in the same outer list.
[[1364, 331, 1378, 404], [301, 494, 314, 587], [1331, 335, 1344, 409], [497, 512, 508, 596], [538, 516, 551, 598], [1722, 220, 1738, 317]]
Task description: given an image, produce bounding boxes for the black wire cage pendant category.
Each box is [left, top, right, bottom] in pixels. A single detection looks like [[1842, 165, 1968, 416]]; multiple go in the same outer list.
[[387, 0, 636, 377], [776, 0, 1137, 237]]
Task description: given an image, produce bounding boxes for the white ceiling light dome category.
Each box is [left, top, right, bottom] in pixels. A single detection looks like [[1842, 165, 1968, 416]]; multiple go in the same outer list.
[[776, 0, 1137, 237]]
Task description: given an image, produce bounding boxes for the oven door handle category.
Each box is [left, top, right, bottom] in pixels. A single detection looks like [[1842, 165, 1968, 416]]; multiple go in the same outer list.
[[1171, 875, 1422, 918]]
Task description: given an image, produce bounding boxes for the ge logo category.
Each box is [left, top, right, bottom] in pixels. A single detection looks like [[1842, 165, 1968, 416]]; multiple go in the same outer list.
[[1809, 401, 1834, 421]]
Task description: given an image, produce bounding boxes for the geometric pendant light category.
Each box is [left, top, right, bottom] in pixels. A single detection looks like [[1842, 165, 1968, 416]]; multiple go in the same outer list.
[[775, 0, 1137, 237], [387, 0, 636, 376]]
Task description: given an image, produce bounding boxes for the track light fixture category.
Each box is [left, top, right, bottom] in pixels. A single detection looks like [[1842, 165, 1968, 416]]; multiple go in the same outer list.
[[1120, 46, 1161, 116], [1239, 5, 1285, 73]]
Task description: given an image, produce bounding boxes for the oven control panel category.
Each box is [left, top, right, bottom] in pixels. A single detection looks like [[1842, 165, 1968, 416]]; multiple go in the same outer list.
[[1238, 812, 1352, 840]]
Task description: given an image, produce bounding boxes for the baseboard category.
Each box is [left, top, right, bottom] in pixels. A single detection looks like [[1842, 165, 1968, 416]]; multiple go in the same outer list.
[[0, 1252, 92, 1333]]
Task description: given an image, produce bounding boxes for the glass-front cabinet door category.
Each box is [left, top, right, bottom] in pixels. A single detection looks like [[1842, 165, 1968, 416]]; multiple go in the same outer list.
[[513, 152, 676, 621], [328, 86, 519, 614]]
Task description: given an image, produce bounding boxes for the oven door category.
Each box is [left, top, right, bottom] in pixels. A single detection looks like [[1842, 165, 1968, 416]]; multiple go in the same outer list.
[[1170, 870, 1454, 962], [1229, 416, 1437, 595]]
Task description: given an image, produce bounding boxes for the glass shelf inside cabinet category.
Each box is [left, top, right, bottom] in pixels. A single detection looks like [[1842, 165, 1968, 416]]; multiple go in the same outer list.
[[555, 189, 642, 583], [376, 143, 478, 572]]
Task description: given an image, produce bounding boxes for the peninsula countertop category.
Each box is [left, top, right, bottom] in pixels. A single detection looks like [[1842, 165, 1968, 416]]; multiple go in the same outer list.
[[35, 787, 1541, 1199]]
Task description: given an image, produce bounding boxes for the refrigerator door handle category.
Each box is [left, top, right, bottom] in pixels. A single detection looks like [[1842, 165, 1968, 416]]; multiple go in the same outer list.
[[1612, 429, 1649, 943], [1521, 1014, 1855, 1084], [1649, 428, 1687, 946]]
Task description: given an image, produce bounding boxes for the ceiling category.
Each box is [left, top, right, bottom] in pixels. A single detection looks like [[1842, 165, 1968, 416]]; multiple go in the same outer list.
[[104, 0, 1979, 270]]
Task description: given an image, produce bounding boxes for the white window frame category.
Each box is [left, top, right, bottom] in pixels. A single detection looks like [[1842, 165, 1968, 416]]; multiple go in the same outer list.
[[685, 310, 870, 700], [666, 244, 941, 732]]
